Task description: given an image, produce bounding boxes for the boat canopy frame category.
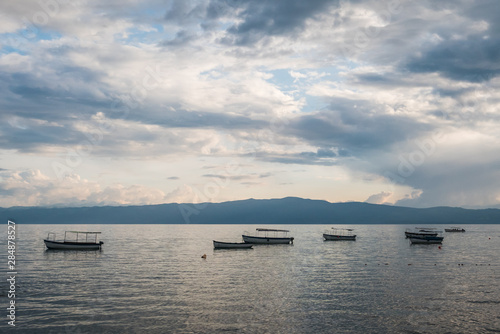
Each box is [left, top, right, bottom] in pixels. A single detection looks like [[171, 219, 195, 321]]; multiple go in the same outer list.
[[327, 228, 355, 236], [256, 228, 289, 232], [414, 227, 439, 231], [254, 228, 290, 237]]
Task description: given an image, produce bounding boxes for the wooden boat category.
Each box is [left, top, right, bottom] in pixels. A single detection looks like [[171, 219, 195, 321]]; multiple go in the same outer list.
[[213, 240, 253, 249], [409, 235, 444, 244], [323, 228, 356, 241], [242, 228, 294, 244], [444, 227, 465, 232], [405, 227, 440, 238], [44, 231, 104, 250]]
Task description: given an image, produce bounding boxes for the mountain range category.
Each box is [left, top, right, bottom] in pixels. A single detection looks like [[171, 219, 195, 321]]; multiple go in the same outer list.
[[2, 197, 500, 224]]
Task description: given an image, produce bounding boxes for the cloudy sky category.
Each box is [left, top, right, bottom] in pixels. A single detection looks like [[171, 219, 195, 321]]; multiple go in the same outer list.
[[1, 0, 499, 208]]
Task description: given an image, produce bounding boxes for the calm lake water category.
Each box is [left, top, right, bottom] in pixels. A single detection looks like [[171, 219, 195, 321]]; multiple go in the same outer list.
[[1, 224, 499, 333]]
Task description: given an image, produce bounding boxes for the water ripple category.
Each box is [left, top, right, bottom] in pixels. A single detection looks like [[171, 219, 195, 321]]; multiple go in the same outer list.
[[0, 224, 499, 333]]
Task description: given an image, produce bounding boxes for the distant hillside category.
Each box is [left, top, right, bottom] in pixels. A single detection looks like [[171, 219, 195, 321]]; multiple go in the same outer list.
[[1, 197, 500, 224]]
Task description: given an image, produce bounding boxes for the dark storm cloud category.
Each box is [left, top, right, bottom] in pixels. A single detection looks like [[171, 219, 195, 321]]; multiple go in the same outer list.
[[9, 84, 50, 100], [7, 83, 105, 109], [222, 0, 337, 45], [396, 0, 500, 83], [2, 67, 108, 116], [286, 98, 432, 154], [0, 121, 82, 152], [404, 36, 500, 82], [252, 149, 339, 166], [162, 0, 338, 46]]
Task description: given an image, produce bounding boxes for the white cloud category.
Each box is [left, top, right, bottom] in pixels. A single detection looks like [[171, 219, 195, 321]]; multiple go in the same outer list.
[[365, 191, 393, 204], [0, 169, 169, 207]]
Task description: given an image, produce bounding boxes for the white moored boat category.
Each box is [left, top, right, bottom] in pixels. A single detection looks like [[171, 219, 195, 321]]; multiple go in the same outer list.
[[242, 228, 294, 244], [405, 227, 440, 238], [44, 231, 104, 250], [213, 240, 253, 249], [444, 227, 465, 232], [323, 228, 356, 241]]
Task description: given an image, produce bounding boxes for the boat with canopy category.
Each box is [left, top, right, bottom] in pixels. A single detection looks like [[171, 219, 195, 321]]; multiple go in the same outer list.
[[323, 228, 356, 241], [44, 231, 104, 250], [242, 228, 294, 244], [405, 227, 441, 238]]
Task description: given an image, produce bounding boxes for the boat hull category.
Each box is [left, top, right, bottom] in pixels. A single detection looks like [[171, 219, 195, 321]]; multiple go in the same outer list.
[[323, 233, 356, 241], [242, 235, 294, 244], [444, 229, 465, 232], [44, 240, 103, 250], [409, 236, 443, 244], [213, 241, 253, 249]]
